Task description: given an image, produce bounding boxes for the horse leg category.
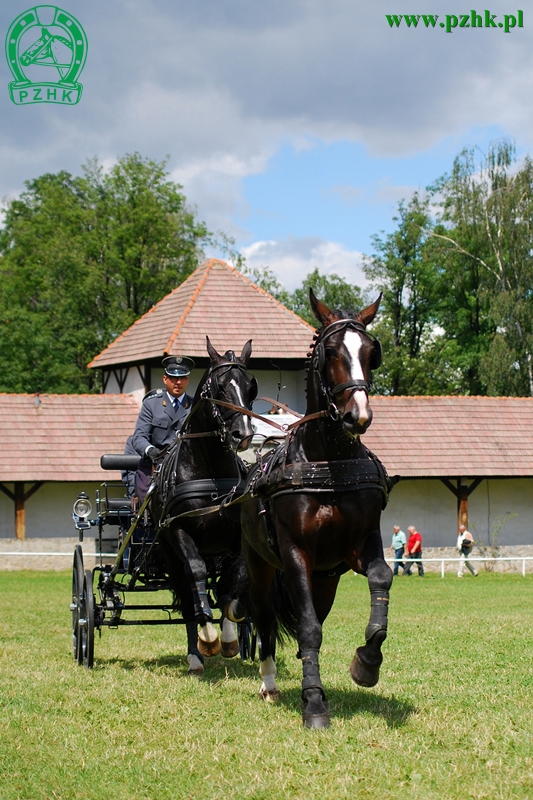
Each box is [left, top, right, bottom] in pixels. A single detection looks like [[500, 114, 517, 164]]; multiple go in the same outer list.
[[241, 537, 279, 703], [216, 557, 240, 659], [159, 538, 205, 675], [282, 549, 330, 729], [171, 527, 221, 657], [350, 551, 392, 688]]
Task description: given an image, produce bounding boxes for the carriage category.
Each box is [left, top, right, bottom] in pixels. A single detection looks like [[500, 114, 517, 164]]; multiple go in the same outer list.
[[70, 452, 257, 669], [69, 295, 395, 729], [69, 336, 261, 671]]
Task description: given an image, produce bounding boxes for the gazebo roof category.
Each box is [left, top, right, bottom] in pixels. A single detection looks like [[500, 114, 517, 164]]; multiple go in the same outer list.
[[89, 259, 314, 369], [0, 394, 140, 482], [365, 395, 533, 478]]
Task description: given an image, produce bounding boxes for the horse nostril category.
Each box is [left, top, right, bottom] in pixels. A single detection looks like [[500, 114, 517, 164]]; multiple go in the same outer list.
[[343, 412, 356, 429]]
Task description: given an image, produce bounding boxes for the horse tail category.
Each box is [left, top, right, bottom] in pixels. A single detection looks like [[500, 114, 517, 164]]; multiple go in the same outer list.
[[271, 570, 298, 643]]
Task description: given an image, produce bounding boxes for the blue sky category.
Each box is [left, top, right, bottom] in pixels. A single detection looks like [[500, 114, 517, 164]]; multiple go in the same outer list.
[[0, 1, 531, 291]]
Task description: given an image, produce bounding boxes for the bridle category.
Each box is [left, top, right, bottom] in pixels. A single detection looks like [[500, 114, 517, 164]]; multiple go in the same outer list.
[[181, 360, 257, 444], [312, 319, 382, 418]]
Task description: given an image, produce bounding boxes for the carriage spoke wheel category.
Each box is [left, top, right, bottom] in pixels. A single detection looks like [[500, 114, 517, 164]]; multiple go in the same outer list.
[[79, 569, 95, 669], [238, 621, 258, 662], [71, 545, 84, 663]]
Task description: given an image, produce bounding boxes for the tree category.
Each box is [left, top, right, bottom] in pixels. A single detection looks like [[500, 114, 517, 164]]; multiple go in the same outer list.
[[429, 141, 533, 396], [286, 269, 365, 327], [0, 154, 211, 392], [363, 194, 454, 395]]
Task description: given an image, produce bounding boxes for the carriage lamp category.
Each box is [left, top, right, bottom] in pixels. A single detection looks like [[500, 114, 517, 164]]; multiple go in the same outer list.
[[73, 493, 92, 519]]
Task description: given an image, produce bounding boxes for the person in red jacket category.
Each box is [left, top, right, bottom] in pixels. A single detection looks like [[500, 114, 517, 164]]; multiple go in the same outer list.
[[404, 525, 424, 576]]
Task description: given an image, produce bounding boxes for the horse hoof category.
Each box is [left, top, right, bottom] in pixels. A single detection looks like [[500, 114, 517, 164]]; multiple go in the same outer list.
[[197, 636, 222, 658], [259, 687, 280, 704], [187, 654, 204, 676], [350, 652, 380, 688], [303, 713, 330, 729], [221, 639, 240, 659]]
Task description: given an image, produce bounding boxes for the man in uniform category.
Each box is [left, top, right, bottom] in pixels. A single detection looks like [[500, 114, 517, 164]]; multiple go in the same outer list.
[[132, 355, 195, 500]]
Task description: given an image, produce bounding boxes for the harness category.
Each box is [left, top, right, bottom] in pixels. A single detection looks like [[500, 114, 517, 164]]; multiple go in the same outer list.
[[156, 359, 252, 525]]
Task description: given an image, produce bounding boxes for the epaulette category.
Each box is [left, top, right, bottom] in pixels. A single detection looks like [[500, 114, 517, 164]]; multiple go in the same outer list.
[[142, 388, 164, 402]]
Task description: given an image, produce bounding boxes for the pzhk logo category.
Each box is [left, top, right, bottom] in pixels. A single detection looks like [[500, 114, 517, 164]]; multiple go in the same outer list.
[[5, 6, 87, 105]]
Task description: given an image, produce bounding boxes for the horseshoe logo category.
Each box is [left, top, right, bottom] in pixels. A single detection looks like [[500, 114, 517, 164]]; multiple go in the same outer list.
[[5, 6, 88, 105]]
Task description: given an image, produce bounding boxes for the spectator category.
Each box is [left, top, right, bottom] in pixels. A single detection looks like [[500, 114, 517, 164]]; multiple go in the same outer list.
[[387, 525, 407, 576], [457, 524, 478, 577], [404, 525, 424, 577]]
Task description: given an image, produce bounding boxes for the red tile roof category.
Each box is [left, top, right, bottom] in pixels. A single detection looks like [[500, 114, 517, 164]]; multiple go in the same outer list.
[[89, 259, 315, 368], [2, 394, 531, 482], [364, 396, 533, 477], [0, 394, 140, 481]]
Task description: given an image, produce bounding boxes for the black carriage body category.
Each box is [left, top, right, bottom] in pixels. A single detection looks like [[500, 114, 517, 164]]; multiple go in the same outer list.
[[70, 455, 255, 668]]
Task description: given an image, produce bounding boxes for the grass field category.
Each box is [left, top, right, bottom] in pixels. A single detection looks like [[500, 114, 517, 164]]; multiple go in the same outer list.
[[1, 570, 533, 800]]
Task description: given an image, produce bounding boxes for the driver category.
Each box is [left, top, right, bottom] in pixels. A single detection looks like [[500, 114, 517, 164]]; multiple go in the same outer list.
[[132, 355, 195, 500]]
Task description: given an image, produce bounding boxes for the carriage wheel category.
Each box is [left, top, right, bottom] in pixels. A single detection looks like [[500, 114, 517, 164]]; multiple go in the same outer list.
[[71, 546, 84, 663], [79, 569, 95, 669], [238, 621, 258, 662]]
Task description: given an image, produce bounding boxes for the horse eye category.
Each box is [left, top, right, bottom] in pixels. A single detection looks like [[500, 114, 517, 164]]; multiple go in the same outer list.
[[325, 347, 336, 360]]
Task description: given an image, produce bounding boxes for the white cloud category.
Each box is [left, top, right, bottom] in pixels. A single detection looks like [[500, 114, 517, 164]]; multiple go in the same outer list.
[[242, 236, 366, 291], [1, 0, 533, 239]]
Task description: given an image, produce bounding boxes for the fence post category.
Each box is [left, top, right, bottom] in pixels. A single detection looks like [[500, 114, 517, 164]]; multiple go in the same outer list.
[[441, 559, 445, 579], [523, 558, 526, 578]]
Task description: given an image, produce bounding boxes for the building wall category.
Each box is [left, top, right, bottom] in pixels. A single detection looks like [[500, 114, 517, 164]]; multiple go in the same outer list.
[[0, 482, 115, 539], [150, 367, 307, 414], [2, 475, 532, 545], [381, 478, 533, 548]]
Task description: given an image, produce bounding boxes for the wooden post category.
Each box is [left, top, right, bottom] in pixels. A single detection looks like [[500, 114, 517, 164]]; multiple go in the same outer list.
[[14, 482, 25, 540], [458, 480, 469, 530], [0, 481, 45, 540]]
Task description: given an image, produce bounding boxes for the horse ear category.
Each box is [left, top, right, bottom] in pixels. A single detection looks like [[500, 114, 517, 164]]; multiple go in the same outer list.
[[309, 288, 339, 326], [206, 336, 223, 364], [356, 293, 382, 328], [240, 339, 252, 365]]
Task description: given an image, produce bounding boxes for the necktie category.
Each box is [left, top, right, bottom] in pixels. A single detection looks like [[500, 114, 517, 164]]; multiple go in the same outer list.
[[173, 398, 180, 411]]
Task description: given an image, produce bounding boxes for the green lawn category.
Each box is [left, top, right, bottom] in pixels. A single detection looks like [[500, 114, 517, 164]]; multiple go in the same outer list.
[[1, 570, 533, 800]]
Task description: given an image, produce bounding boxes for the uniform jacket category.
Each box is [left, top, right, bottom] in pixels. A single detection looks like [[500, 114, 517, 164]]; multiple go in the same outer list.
[[132, 390, 194, 455]]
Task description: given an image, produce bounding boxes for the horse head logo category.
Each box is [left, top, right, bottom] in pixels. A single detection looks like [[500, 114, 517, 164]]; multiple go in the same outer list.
[[5, 6, 87, 105]]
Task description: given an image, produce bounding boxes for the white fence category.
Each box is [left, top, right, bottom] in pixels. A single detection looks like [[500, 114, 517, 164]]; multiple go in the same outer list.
[[388, 556, 533, 577], [1, 551, 533, 576]]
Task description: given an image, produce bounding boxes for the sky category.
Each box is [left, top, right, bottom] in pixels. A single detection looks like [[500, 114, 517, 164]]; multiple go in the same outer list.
[[0, 0, 531, 291]]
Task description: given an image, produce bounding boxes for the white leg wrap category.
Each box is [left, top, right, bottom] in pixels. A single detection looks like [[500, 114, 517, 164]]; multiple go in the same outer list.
[[221, 617, 237, 643], [259, 656, 278, 693], [198, 621, 218, 643], [187, 654, 204, 674]]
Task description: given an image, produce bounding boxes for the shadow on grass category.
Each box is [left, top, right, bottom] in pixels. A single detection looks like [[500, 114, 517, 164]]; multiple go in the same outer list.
[[277, 685, 415, 728], [95, 653, 261, 678]]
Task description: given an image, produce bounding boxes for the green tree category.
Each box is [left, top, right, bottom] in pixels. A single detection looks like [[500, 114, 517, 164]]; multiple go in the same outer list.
[[363, 193, 453, 395], [286, 268, 365, 327], [429, 141, 533, 396], [0, 154, 210, 392]]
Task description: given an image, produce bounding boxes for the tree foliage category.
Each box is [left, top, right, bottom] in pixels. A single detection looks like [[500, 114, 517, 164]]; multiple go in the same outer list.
[[0, 154, 210, 392]]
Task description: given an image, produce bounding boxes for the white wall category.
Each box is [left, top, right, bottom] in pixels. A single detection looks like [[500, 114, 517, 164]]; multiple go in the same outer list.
[[0, 482, 118, 539], [151, 367, 307, 414], [381, 478, 533, 548], [104, 368, 144, 405]]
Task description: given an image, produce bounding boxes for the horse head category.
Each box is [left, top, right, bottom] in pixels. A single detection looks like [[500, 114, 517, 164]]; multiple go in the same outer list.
[[205, 336, 256, 451], [309, 289, 382, 437]]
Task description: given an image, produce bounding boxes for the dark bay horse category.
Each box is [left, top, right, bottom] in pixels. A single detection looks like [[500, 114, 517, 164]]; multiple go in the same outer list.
[[152, 337, 256, 675], [238, 290, 394, 727]]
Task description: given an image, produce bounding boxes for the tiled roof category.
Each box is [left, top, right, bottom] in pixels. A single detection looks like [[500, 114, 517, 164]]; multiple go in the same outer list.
[[0, 394, 140, 482], [2, 393, 530, 482], [364, 396, 533, 477], [89, 259, 314, 368]]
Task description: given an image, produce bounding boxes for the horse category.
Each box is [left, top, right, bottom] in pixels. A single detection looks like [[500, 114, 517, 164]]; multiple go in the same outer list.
[[237, 290, 394, 728], [152, 337, 257, 675]]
